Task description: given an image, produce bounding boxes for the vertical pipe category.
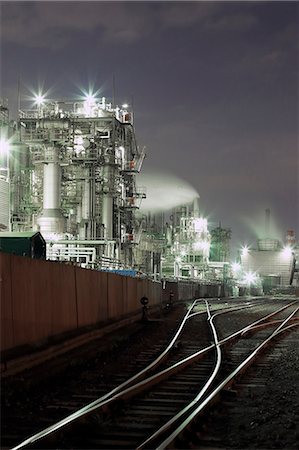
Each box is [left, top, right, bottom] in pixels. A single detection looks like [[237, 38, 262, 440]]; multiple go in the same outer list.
[[43, 162, 60, 209], [102, 195, 113, 239]]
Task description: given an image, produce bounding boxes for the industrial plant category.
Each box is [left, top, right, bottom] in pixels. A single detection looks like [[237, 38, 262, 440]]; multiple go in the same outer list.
[[0, 95, 297, 293]]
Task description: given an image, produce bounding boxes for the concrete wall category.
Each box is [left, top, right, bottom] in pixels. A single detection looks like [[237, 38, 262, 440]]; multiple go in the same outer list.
[[0, 253, 161, 352]]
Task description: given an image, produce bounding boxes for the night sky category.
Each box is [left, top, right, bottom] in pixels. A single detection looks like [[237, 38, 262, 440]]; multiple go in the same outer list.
[[1, 1, 298, 254]]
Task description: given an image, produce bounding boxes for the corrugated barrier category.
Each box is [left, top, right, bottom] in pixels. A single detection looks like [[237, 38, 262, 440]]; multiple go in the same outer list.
[[0, 253, 161, 352], [0, 252, 229, 354]]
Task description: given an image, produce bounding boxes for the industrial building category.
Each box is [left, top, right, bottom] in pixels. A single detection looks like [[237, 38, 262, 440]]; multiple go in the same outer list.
[[2, 95, 148, 269], [0, 96, 297, 291], [240, 232, 297, 293], [0, 95, 216, 281]]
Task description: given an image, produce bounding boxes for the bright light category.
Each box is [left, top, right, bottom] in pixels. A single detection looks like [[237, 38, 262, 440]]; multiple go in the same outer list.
[[84, 94, 96, 105], [0, 138, 10, 155], [200, 241, 210, 251], [232, 262, 241, 273], [83, 93, 97, 117], [193, 240, 210, 252], [241, 245, 249, 257], [194, 217, 207, 232], [34, 94, 45, 106], [122, 103, 128, 109], [281, 245, 293, 259], [243, 271, 257, 285]]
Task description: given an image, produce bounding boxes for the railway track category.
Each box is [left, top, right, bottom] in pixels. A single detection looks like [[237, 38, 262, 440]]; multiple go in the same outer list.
[[4, 297, 299, 449]]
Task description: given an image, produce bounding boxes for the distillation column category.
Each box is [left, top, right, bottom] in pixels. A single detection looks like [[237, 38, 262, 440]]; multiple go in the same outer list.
[[102, 166, 114, 239], [38, 146, 65, 237], [100, 149, 118, 260], [79, 167, 97, 240]]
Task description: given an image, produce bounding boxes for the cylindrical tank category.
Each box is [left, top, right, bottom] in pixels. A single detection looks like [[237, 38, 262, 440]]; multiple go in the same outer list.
[[102, 195, 113, 239], [37, 146, 65, 236], [43, 162, 60, 209], [101, 156, 115, 240]]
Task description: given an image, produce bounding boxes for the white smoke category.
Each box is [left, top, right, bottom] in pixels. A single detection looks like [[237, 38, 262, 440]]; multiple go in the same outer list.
[[137, 169, 199, 212]]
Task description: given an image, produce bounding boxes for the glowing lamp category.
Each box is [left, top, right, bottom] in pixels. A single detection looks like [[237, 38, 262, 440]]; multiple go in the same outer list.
[[281, 246, 292, 259], [232, 262, 241, 273], [34, 94, 45, 106], [84, 94, 96, 105], [241, 246, 249, 257], [243, 271, 256, 285], [194, 217, 207, 232]]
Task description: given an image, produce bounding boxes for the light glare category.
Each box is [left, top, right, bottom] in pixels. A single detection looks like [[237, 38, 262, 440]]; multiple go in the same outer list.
[[232, 262, 241, 273], [243, 271, 257, 285], [34, 94, 45, 106], [241, 245, 249, 257], [281, 246, 292, 258]]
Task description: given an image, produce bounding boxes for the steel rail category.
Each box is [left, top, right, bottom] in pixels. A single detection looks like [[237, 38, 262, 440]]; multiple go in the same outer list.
[[11, 299, 202, 450], [137, 301, 298, 449], [137, 300, 224, 449], [12, 300, 297, 450], [241, 317, 299, 335], [13, 299, 245, 450], [157, 309, 299, 449]]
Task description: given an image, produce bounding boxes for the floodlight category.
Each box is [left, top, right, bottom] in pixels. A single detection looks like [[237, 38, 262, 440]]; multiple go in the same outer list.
[[241, 245, 249, 257], [84, 94, 96, 105], [281, 245, 292, 258], [243, 271, 256, 285], [232, 262, 241, 273], [34, 94, 45, 106]]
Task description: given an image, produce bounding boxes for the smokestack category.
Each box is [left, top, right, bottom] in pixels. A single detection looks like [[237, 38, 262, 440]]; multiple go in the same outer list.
[[265, 208, 270, 237], [193, 197, 200, 218]]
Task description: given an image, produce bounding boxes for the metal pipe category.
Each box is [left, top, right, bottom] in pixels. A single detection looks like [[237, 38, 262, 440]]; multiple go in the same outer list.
[[48, 240, 116, 244], [102, 195, 113, 238]]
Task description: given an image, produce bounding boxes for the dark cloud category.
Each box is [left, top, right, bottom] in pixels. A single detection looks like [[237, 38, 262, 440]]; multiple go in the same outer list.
[[1, 2, 154, 48], [1, 2, 259, 48], [0, 1, 298, 248]]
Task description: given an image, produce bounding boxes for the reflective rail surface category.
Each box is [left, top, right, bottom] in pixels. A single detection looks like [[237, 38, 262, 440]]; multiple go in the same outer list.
[[9, 298, 299, 450]]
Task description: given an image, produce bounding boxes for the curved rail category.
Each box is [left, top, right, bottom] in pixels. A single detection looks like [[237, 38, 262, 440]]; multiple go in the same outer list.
[[137, 300, 223, 449], [156, 307, 299, 449], [12, 299, 202, 450], [12, 300, 297, 450], [137, 301, 298, 449]]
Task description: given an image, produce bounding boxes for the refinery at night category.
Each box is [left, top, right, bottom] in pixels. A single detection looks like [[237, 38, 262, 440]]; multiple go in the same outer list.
[[0, 93, 297, 294], [1, 3, 298, 448]]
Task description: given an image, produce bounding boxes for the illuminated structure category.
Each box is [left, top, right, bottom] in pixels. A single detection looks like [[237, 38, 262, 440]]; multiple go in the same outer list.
[[240, 239, 296, 290], [9, 94, 146, 268], [209, 224, 231, 262], [0, 100, 10, 230], [162, 197, 211, 278]]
